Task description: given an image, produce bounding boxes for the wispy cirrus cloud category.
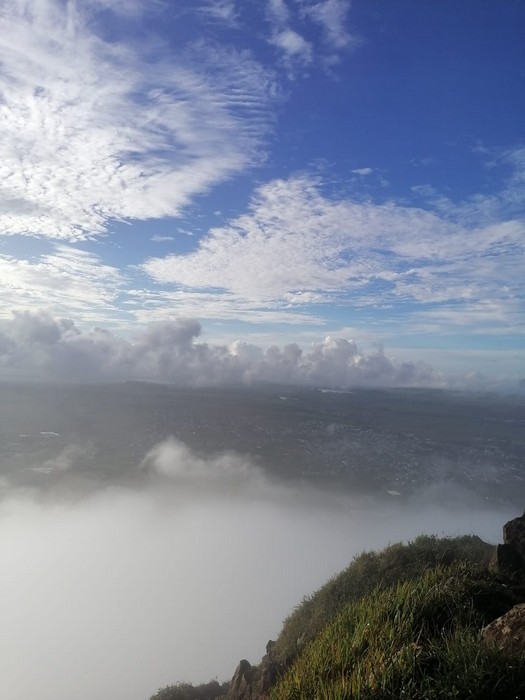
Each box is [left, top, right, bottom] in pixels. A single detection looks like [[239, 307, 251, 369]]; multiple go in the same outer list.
[[0, 245, 124, 321], [265, 0, 357, 75], [0, 0, 275, 240], [151, 235, 175, 243], [198, 0, 239, 26], [412, 144, 525, 227], [299, 0, 359, 52], [125, 288, 326, 326], [4, 170, 521, 338], [143, 175, 524, 334], [406, 301, 524, 336]]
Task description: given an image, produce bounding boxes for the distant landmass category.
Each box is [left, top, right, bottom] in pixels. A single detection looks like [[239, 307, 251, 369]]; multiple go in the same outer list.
[[1, 382, 524, 505]]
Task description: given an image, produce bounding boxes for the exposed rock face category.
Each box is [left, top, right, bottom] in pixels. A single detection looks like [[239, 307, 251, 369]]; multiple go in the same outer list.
[[482, 603, 525, 654], [504, 513, 525, 561], [229, 660, 256, 700], [491, 511, 525, 577], [260, 640, 279, 693], [493, 543, 525, 575], [225, 641, 281, 700]]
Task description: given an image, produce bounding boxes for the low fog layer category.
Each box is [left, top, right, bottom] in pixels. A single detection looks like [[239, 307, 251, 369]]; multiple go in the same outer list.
[[0, 438, 516, 700]]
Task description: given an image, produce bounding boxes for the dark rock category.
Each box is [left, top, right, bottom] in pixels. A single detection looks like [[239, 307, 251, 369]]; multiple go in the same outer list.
[[259, 640, 278, 693], [229, 660, 256, 700], [493, 543, 525, 576], [504, 512, 525, 561], [489, 512, 525, 578], [482, 603, 525, 655], [225, 642, 282, 700], [265, 640, 275, 655], [260, 664, 277, 693]]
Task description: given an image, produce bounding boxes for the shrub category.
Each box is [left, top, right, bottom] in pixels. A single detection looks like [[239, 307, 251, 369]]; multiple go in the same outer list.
[[150, 680, 228, 700]]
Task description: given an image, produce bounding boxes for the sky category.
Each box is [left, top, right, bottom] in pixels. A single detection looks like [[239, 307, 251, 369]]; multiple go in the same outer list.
[[0, 0, 524, 388]]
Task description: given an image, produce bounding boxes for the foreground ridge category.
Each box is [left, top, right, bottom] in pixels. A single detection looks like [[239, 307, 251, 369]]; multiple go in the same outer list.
[[151, 516, 525, 700]]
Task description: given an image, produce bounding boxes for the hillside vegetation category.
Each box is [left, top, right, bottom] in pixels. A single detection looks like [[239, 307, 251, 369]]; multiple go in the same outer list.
[[272, 563, 522, 699], [151, 534, 525, 700], [271, 535, 494, 667]]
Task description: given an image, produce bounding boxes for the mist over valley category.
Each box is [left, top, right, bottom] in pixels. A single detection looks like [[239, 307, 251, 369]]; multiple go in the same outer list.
[[0, 382, 523, 700]]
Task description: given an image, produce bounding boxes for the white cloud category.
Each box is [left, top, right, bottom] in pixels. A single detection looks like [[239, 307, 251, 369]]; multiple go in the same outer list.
[[143, 176, 385, 298], [143, 176, 524, 334], [16, 203, 516, 330], [0, 310, 442, 388], [352, 167, 373, 176], [198, 0, 239, 26], [30, 444, 96, 475], [127, 288, 326, 325], [267, 0, 291, 25], [407, 300, 524, 335], [271, 28, 313, 67], [412, 145, 525, 228], [299, 0, 360, 51], [0, 245, 124, 320], [0, 0, 275, 239], [141, 437, 267, 492], [266, 0, 312, 74], [151, 235, 175, 242], [265, 0, 358, 73]]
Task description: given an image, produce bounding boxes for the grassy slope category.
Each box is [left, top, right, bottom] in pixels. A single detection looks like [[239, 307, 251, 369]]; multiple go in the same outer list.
[[271, 563, 524, 700], [151, 535, 525, 700], [271, 535, 495, 667]]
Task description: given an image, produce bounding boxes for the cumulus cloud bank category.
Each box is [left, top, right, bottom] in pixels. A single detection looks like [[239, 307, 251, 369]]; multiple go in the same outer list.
[[0, 310, 438, 387], [0, 438, 516, 700]]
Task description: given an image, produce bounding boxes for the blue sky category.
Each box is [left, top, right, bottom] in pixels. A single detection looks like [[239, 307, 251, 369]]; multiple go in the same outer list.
[[0, 0, 523, 388]]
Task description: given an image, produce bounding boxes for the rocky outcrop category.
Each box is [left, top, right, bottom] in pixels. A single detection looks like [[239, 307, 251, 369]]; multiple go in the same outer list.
[[491, 511, 525, 577], [492, 543, 525, 575], [471, 514, 525, 658], [259, 640, 279, 693], [224, 641, 281, 700], [504, 513, 525, 561], [228, 660, 257, 700], [482, 603, 525, 654]]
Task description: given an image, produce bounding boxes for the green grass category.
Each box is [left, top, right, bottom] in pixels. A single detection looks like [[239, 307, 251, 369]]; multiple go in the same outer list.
[[147, 535, 520, 700], [271, 563, 523, 700], [271, 535, 494, 667]]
